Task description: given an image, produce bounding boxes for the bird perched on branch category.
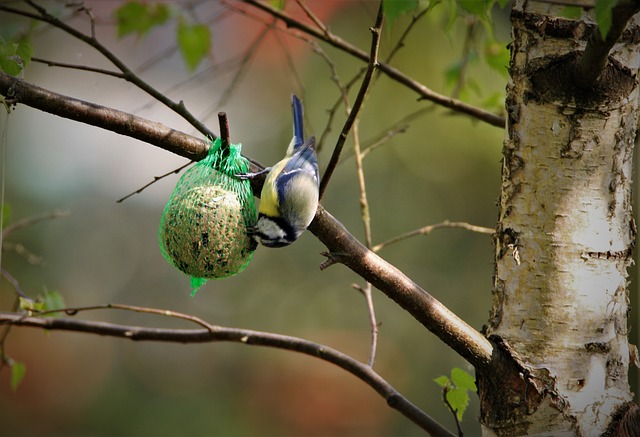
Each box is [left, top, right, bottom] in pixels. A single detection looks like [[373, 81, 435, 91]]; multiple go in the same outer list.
[[240, 95, 319, 248]]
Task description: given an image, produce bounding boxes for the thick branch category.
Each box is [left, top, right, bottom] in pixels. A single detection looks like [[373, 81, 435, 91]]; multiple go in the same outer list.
[[242, 0, 505, 128], [0, 72, 207, 160], [310, 207, 494, 371], [0, 311, 454, 437], [576, 0, 640, 87]]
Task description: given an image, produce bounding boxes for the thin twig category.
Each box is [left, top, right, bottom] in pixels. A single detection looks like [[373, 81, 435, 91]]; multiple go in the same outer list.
[[0, 2, 215, 138], [359, 124, 410, 160], [198, 19, 273, 124], [353, 282, 379, 368], [303, 36, 356, 153], [306, 8, 379, 366], [32, 57, 124, 78], [2, 242, 44, 265], [116, 161, 193, 203], [2, 209, 69, 238], [71, 1, 97, 39], [273, 31, 305, 98], [241, 0, 505, 128], [442, 389, 465, 437], [0, 311, 455, 437], [132, 55, 245, 115], [373, 220, 494, 253], [385, 7, 431, 64], [295, 0, 330, 36], [353, 119, 372, 248], [38, 303, 215, 332], [0, 297, 19, 372], [312, 7, 429, 155], [1, 268, 29, 300], [352, 71, 376, 369], [451, 17, 478, 99], [319, 2, 385, 199], [218, 112, 231, 150]]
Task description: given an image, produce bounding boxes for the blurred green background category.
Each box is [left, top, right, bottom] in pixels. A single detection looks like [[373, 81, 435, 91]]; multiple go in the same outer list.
[[0, 1, 635, 436]]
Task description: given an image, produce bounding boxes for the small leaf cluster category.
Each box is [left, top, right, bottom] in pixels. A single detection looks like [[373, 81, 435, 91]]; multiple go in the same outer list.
[[114, 1, 211, 71], [2, 290, 65, 391], [19, 289, 66, 317], [434, 367, 477, 422], [382, 1, 510, 112], [0, 38, 32, 76]]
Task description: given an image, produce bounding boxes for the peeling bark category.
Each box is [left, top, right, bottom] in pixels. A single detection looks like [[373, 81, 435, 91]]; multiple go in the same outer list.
[[482, 1, 638, 435]]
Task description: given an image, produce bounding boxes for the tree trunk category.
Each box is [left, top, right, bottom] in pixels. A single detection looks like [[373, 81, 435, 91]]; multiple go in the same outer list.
[[481, 1, 638, 435]]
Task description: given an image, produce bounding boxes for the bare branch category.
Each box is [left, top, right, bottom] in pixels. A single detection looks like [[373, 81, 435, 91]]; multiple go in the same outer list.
[[242, 0, 505, 128], [385, 7, 430, 64], [0, 269, 29, 300], [0, 2, 215, 138], [442, 388, 465, 437], [2, 209, 69, 238], [32, 57, 124, 79], [312, 49, 363, 152], [451, 18, 478, 100], [116, 161, 193, 203], [197, 19, 272, 123], [373, 220, 494, 253], [0, 310, 455, 437], [319, 2, 384, 199], [1, 242, 44, 265], [40, 303, 216, 331], [0, 73, 209, 161], [309, 206, 494, 371], [295, 0, 330, 36], [353, 282, 379, 368]]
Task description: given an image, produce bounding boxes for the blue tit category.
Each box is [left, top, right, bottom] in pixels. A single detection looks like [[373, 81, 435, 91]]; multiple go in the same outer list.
[[250, 95, 320, 248]]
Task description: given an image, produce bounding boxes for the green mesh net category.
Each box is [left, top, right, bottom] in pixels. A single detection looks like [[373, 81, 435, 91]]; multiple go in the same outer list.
[[159, 138, 256, 295]]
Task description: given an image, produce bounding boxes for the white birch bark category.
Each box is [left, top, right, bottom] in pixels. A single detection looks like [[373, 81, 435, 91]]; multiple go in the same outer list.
[[483, 1, 638, 435]]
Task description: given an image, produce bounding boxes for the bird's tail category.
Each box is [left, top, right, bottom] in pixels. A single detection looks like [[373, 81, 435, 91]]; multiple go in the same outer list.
[[290, 94, 304, 154]]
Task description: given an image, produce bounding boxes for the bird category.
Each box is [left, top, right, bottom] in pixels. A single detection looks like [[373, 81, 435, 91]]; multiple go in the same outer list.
[[241, 95, 319, 248]]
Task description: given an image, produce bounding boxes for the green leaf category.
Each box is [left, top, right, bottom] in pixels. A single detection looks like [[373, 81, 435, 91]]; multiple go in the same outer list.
[[595, 0, 617, 39], [0, 39, 32, 76], [444, 52, 478, 86], [11, 361, 26, 391], [269, 0, 286, 9], [16, 41, 33, 66], [457, 0, 491, 16], [451, 367, 477, 392], [41, 290, 65, 316], [482, 91, 504, 111], [446, 387, 470, 421], [484, 40, 510, 77], [115, 1, 170, 38], [559, 6, 583, 19], [433, 375, 450, 387], [383, 0, 420, 22], [19, 296, 36, 312], [177, 21, 211, 71]]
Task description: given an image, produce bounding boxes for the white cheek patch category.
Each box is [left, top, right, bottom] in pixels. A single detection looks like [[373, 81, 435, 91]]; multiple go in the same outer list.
[[256, 217, 287, 242]]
